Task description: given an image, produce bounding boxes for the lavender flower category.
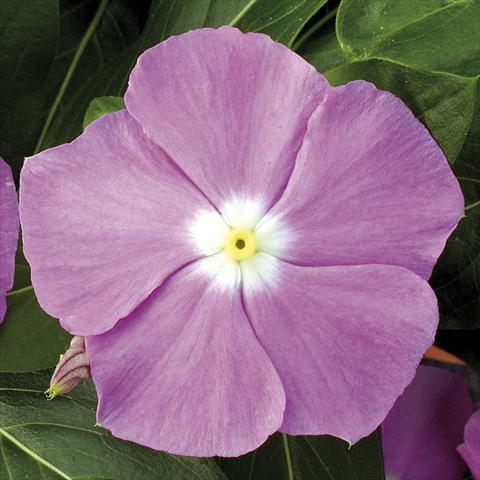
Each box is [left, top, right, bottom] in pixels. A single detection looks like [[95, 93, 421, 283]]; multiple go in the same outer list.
[[19, 27, 463, 456]]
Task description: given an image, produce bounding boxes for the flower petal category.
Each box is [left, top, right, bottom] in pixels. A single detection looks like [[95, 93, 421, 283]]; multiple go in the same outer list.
[[242, 261, 438, 443], [0, 158, 18, 323], [383, 365, 473, 480], [20, 110, 214, 335], [268, 80, 464, 279], [458, 410, 480, 480], [86, 259, 285, 457], [125, 26, 327, 212]]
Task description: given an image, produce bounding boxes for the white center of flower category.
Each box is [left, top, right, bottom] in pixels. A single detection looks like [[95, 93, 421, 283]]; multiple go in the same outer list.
[[189, 198, 291, 291]]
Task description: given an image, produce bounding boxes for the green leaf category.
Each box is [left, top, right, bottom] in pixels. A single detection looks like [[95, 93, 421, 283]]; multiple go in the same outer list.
[[326, 59, 477, 162], [0, 291, 71, 373], [0, 370, 227, 479], [0, 246, 71, 373], [298, 24, 346, 73], [217, 432, 384, 480], [0, 0, 148, 180], [431, 77, 480, 328], [83, 96, 125, 128], [336, 0, 480, 76], [0, 0, 58, 179], [230, 0, 327, 47]]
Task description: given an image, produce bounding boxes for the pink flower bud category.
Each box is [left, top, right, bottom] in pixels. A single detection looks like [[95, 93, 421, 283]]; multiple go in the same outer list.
[[45, 336, 90, 399]]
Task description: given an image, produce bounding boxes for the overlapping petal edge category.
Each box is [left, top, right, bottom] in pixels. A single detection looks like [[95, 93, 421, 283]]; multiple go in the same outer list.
[[19, 26, 464, 456], [0, 157, 19, 323]]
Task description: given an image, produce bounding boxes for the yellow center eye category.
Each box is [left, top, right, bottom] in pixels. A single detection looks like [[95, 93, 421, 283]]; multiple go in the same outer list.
[[224, 227, 257, 262]]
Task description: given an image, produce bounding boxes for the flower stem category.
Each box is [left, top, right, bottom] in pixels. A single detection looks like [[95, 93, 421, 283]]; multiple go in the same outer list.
[[229, 0, 257, 27], [465, 199, 480, 212], [282, 433, 295, 480], [34, 0, 110, 154], [6, 285, 33, 297]]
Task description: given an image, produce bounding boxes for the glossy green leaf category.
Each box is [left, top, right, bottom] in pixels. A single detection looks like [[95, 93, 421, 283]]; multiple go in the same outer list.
[[0, 0, 58, 179], [0, 246, 71, 373], [431, 77, 480, 328], [83, 96, 125, 128], [230, 0, 327, 47], [0, 370, 227, 479], [298, 24, 346, 73], [337, 0, 480, 76], [218, 431, 384, 480]]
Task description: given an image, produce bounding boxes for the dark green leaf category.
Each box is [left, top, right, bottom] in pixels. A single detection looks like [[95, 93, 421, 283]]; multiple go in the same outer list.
[[230, 0, 327, 47], [0, 245, 71, 373], [298, 24, 346, 73], [0, 370, 227, 479], [431, 77, 480, 328], [0, 290, 70, 374], [217, 431, 384, 480], [46, 0, 146, 108], [336, 0, 480, 76], [0, 0, 58, 179], [83, 95, 125, 128], [0, 0, 145, 180]]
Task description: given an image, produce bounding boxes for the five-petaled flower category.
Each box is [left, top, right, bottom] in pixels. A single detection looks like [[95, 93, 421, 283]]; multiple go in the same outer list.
[[19, 27, 464, 457], [0, 157, 18, 324]]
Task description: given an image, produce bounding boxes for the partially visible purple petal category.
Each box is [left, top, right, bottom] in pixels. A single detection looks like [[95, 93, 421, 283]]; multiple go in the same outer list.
[[382, 365, 473, 480], [86, 260, 285, 457], [458, 410, 480, 480], [268, 80, 463, 279], [0, 157, 19, 323], [125, 26, 327, 212], [243, 261, 438, 443], [20, 110, 215, 336]]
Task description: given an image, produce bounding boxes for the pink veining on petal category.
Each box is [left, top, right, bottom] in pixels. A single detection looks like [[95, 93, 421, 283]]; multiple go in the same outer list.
[[243, 260, 438, 443], [86, 260, 285, 457], [268, 80, 464, 279], [20, 110, 216, 336], [0, 157, 19, 323], [125, 26, 328, 212]]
